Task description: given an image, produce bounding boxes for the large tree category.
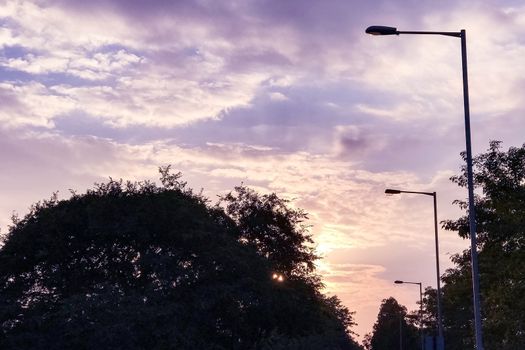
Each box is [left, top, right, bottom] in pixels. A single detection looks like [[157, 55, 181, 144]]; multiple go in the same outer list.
[[434, 141, 525, 349], [0, 168, 362, 350]]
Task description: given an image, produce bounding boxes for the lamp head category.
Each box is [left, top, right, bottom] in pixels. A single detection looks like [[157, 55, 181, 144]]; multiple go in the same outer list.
[[394, 280, 404, 284], [366, 25, 398, 35], [385, 189, 402, 195]]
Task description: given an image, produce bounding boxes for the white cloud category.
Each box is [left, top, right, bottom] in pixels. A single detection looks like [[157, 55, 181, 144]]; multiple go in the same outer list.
[[2, 0, 525, 342], [0, 82, 76, 128], [269, 92, 288, 101]]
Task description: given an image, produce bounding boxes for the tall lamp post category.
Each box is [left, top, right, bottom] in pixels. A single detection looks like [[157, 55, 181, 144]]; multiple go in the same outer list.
[[395, 280, 423, 350], [386, 189, 443, 347], [367, 25, 483, 350]]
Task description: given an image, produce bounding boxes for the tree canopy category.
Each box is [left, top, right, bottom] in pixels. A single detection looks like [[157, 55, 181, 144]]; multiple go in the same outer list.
[[421, 141, 525, 349], [363, 297, 419, 350], [220, 186, 318, 281], [0, 167, 362, 350]]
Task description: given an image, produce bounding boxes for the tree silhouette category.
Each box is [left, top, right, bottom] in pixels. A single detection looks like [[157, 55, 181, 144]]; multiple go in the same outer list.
[[0, 168, 362, 349], [220, 185, 318, 281], [364, 297, 418, 350], [436, 141, 525, 349]]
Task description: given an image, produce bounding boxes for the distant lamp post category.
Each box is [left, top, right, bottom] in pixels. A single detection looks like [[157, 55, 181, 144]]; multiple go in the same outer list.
[[368, 25, 483, 350], [395, 280, 424, 350], [386, 188, 443, 347]]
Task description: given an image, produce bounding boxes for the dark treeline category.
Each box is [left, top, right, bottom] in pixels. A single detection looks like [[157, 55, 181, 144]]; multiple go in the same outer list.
[[366, 141, 525, 350], [0, 166, 362, 350], [363, 297, 420, 350]]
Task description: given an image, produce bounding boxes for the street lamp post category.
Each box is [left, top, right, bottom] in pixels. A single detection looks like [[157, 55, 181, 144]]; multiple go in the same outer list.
[[395, 280, 423, 350], [368, 25, 483, 350], [386, 189, 443, 348], [399, 313, 403, 350]]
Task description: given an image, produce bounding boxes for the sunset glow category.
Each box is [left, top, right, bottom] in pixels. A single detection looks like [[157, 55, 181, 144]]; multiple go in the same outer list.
[[2, 0, 525, 341]]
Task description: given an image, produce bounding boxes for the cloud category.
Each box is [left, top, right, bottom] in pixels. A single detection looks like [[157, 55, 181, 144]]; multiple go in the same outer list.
[[3, 0, 525, 342], [0, 128, 121, 228], [0, 82, 76, 128]]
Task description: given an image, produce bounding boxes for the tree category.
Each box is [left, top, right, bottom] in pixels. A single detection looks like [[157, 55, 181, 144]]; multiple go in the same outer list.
[[416, 287, 438, 337], [364, 297, 419, 350], [220, 186, 318, 279], [439, 141, 525, 349], [0, 168, 362, 349]]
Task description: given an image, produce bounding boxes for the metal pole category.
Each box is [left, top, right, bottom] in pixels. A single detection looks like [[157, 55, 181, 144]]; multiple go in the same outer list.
[[433, 192, 444, 348], [419, 283, 424, 350], [389, 189, 445, 349], [460, 29, 484, 350], [368, 25, 485, 349], [400, 314, 403, 350]]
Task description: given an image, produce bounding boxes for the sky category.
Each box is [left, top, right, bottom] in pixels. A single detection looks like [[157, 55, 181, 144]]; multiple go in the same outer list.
[[2, 0, 525, 341]]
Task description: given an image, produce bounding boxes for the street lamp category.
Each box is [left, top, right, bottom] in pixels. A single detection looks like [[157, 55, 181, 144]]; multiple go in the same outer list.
[[387, 189, 443, 348], [368, 25, 484, 350], [395, 280, 423, 350]]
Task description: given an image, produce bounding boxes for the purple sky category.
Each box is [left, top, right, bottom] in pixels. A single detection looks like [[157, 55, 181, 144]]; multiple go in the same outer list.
[[2, 0, 525, 341]]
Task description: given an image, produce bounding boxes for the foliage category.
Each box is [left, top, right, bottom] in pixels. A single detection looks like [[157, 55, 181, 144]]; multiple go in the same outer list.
[[438, 141, 525, 349], [220, 186, 318, 279], [363, 297, 419, 350], [416, 287, 438, 336], [0, 167, 361, 349]]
